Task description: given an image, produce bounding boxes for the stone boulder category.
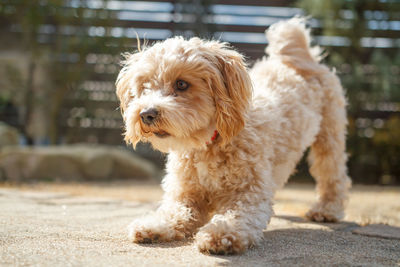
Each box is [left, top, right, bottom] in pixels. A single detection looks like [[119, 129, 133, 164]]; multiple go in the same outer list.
[[0, 122, 19, 148], [0, 145, 159, 182]]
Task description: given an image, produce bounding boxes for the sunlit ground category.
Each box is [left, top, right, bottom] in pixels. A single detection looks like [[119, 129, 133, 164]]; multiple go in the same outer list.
[[1, 181, 399, 226]]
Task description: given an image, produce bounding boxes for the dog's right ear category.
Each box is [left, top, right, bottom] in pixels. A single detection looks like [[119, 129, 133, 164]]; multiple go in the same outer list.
[[202, 42, 253, 146], [115, 52, 141, 116]]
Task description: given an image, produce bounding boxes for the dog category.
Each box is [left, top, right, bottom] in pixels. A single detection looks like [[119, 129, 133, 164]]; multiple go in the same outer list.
[[115, 17, 351, 254]]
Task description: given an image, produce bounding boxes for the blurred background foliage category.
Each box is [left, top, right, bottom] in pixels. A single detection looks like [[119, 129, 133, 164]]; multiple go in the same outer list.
[[0, 0, 399, 184], [298, 0, 400, 184]]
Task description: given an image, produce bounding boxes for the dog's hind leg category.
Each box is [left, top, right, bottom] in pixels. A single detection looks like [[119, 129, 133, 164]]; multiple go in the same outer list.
[[306, 75, 352, 222]]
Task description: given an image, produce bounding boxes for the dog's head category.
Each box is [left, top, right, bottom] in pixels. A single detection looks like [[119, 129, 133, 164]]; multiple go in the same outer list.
[[116, 37, 252, 152]]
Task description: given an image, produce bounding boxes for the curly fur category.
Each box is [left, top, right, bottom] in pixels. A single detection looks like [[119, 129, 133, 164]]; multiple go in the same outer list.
[[116, 17, 351, 254]]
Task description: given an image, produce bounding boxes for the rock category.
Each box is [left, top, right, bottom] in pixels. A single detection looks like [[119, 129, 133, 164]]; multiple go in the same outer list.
[[111, 148, 159, 179], [0, 145, 158, 182], [0, 122, 19, 148], [352, 224, 400, 240]]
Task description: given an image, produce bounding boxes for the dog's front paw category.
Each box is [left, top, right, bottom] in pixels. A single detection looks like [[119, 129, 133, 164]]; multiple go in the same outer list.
[[128, 219, 185, 243], [195, 229, 246, 255], [306, 202, 344, 222], [128, 223, 160, 243]]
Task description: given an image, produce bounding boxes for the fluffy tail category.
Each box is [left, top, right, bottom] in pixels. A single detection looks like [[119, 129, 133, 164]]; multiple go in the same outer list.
[[266, 17, 326, 75]]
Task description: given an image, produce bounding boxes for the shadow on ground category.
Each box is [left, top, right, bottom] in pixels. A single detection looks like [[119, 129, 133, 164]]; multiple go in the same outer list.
[[211, 221, 400, 266], [134, 215, 400, 266]]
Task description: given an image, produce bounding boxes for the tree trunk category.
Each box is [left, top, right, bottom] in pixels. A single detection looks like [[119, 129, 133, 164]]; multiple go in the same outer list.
[[23, 58, 35, 145]]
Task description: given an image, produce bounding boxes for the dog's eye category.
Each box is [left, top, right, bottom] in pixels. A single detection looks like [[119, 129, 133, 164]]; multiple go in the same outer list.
[[175, 80, 189, 91]]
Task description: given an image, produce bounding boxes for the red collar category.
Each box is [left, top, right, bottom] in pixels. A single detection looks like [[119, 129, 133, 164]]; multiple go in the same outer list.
[[206, 130, 219, 145]]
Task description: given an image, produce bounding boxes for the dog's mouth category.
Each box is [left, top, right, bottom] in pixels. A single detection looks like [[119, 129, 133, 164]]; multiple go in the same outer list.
[[154, 131, 170, 138], [140, 123, 171, 139]]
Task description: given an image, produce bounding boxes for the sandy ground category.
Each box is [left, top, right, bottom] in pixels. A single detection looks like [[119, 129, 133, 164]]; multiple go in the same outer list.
[[1, 182, 399, 266]]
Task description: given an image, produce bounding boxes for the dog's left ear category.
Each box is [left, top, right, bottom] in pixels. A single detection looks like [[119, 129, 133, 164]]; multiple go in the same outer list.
[[207, 44, 252, 145], [115, 52, 142, 147], [116, 52, 141, 116]]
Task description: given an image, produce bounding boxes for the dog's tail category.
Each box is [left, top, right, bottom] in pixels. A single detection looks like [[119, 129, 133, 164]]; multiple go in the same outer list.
[[265, 17, 326, 75]]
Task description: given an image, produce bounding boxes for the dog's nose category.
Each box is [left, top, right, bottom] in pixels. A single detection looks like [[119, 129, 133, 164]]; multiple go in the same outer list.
[[140, 108, 159, 125]]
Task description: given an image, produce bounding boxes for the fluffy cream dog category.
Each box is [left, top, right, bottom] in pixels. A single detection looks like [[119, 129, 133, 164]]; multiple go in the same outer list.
[[116, 17, 351, 254]]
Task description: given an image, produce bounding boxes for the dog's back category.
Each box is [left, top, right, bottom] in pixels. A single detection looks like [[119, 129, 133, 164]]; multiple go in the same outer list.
[[248, 17, 351, 221]]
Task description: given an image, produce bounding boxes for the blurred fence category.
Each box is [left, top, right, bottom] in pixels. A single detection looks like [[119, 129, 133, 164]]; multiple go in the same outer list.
[[60, 0, 302, 145], [0, 0, 399, 183]]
